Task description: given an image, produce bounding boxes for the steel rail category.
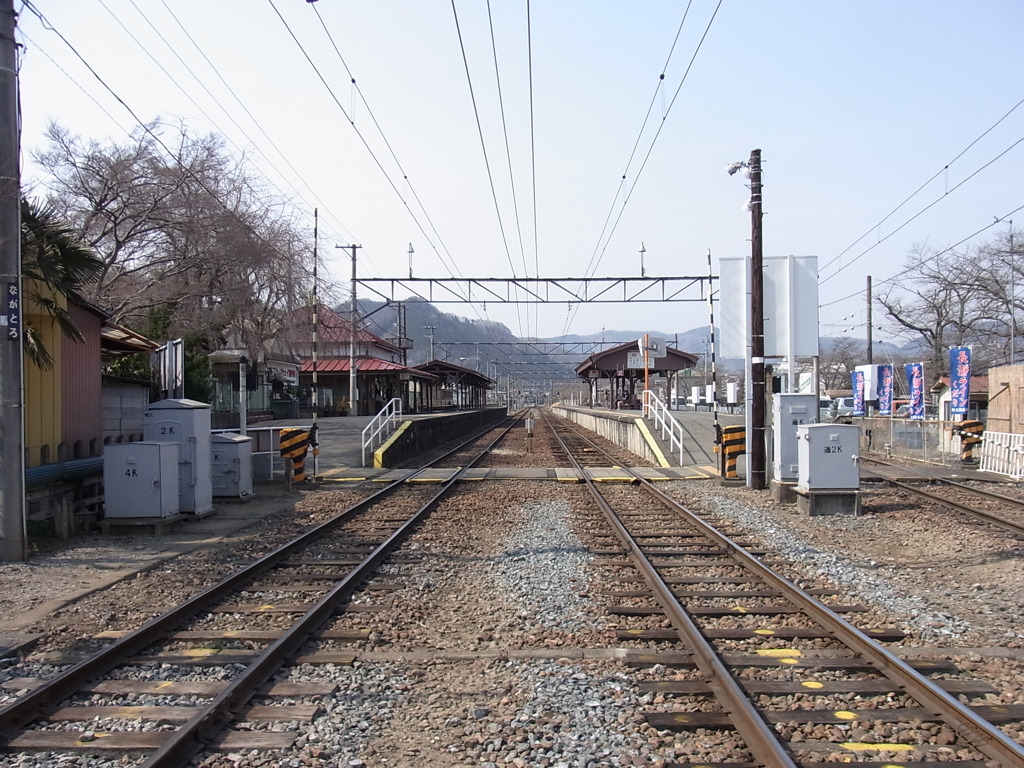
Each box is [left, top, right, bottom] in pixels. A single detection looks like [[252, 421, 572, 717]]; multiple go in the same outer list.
[[547, 414, 1024, 766], [140, 415, 521, 768], [544, 413, 800, 768], [0, 413, 521, 748], [861, 466, 1024, 537]]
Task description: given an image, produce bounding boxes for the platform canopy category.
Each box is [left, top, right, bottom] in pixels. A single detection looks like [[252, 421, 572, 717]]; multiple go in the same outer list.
[[574, 340, 698, 381]]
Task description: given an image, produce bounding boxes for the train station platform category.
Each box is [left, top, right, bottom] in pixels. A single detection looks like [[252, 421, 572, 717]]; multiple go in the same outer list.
[[248, 405, 740, 482], [551, 404, 745, 474], [251, 408, 509, 476]]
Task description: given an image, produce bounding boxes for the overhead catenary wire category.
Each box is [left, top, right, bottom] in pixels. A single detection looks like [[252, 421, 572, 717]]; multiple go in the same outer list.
[[449, 0, 525, 339], [562, 0, 722, 340], [21, 0, 310, 281], [820, 96, 1024, 280], [92, 0, 360, 256], [302, 1, 510, 344], [269, 0, 474, 290], [306, 1, 467, 282], [153, 0, 360, 250]]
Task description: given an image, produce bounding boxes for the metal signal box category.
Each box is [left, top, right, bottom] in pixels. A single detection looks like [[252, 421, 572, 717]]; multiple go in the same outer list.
[[103, 442, 180, 518], [143, 398, 213, 514], [211, 433, 254, 498], [797, 423, 860, 491], [772, 393, 818, 482]]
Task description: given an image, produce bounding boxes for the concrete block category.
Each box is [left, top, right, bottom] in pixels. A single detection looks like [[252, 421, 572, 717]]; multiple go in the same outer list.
[[795, 489, 860, 516]]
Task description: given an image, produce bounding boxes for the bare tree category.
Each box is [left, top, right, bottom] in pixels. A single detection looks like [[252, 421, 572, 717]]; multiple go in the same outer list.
[[34, 120, 313, 354], [878, 243, 1005, 376]]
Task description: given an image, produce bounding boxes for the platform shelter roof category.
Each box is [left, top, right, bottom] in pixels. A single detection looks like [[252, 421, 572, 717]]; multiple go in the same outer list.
[[574, 340, 698, 380], [414, 360, 495, 389]]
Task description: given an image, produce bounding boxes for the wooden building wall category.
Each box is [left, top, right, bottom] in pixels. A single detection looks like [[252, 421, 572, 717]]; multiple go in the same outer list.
[[24, 294, 104, 467], [24, 313, 61, 468], [61, 303, 103, 459], [986, 364, 1024, 434]]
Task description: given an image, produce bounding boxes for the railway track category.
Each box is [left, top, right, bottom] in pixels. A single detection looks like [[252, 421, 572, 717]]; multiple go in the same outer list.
[[0, 413, 524, 767], [860, 456, 1024, 538], [2, 411, 1022, 766], [544, 412, 1024, 767]]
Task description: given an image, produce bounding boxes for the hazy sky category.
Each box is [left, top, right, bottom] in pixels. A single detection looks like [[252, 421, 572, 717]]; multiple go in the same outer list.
[[15, 1, 1024, 344]]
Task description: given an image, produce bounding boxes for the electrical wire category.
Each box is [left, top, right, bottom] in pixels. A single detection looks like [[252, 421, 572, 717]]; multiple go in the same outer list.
[[154, 0, 359, 249], [561, 0, 722, 340], [307, 1, 464, 280], [819, 200, 1024, 337], [21, 0, 310, 297], [819, 133, 1024, 286], [303, 1, 510, 341], [527, 0, 540, 341], [450, 0, 525, 339], [269, 0, 471, 290], [18, 30, 131, 136], [821, 96, 1024, 277], [485, 0, 531, 336]]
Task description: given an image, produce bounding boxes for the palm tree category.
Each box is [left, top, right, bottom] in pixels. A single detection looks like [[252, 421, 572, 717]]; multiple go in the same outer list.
[[20, 197, 105, 369]]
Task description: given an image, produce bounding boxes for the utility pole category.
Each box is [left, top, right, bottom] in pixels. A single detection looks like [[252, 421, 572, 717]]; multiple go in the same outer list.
[[749, 148, 766, 490], [0, 0, 25, 562], [337, 244, 361, 417], [424, 325, 437, 360], [310, 209, 318, 477], [866, 275, 873, 366]]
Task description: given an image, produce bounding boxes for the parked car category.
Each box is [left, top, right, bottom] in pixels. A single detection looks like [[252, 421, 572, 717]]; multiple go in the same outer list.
[[827, 397, 856, 423]]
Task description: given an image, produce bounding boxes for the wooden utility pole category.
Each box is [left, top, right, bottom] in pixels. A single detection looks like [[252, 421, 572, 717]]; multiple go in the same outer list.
[[749, 149, 766, 490], [0, 0, 25, 562]]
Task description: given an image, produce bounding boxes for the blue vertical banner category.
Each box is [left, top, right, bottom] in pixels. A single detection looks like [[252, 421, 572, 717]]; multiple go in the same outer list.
[[948, 346, 971, 416], [851, 370, 866, 416], [877, 364, 894, 415], [906, 362, 925, 420]]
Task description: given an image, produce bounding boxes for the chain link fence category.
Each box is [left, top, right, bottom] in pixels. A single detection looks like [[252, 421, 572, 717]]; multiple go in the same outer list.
[[858, 417, 960, 465]]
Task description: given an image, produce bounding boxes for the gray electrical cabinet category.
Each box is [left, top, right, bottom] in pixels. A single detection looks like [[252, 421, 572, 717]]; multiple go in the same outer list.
[[211, 433, 254, 498], [143, 398, 213, 514], [772, 393, 819, 482], [797, 423, 860, 492], [103, 442, 180, 518]]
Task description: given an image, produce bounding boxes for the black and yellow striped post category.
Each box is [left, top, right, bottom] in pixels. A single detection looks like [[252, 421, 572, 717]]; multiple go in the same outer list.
[[952, 419, 984, 464], [279, 428, 311, 483], [720, 425, 746, 479]]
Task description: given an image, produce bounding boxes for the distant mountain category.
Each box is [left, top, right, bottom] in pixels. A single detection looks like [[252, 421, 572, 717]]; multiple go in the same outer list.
[[347, 298, 922, 378]]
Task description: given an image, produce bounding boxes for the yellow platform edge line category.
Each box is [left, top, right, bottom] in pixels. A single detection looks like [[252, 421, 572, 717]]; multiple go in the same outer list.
[[374, 421, 413, 468], [634, 418, 671, 468]]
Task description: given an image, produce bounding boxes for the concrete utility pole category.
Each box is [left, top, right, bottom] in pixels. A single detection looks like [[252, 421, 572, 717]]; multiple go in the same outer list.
[[749, 149, 766, 490], [347, 244, 361, 416], [0, 0, 25, 562], [866, 275, 873, 366], [424, 325, 437, 360]]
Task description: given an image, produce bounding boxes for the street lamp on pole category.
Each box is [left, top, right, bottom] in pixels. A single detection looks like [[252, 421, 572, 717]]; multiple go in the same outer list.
[[728, 149, 766, 490]]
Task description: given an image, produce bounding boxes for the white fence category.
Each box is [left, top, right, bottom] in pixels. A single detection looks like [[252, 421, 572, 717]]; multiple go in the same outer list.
[[979, 431, 1024, 480]]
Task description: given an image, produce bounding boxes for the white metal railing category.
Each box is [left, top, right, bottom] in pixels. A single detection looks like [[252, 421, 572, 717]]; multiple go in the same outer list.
[[361, 398, 403, 466], [643, 390, 685, 464], [979, 430, 1024, 480]]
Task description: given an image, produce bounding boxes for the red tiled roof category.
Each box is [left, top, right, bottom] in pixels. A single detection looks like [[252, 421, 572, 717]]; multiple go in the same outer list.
[[291, 306, 402, 354]]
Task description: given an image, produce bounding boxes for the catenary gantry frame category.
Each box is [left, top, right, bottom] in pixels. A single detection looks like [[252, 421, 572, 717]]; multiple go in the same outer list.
[[356, 276, 714, 305]]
